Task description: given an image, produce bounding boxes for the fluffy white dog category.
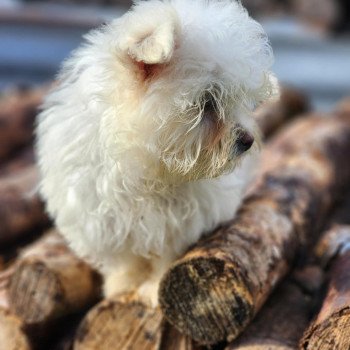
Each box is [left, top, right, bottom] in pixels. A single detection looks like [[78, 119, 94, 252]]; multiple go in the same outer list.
[[36, 0, 277, 306]]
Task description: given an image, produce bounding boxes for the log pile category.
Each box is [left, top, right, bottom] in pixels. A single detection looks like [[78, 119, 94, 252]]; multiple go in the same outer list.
[[1, 83, 350, 349], [159, 108, 350, 344], [300, 193, 350, 350]]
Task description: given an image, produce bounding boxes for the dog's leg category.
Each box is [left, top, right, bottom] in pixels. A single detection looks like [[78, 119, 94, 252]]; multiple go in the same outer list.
[[118, 3, 179, 64], [103, 253, 152, 298], [137, 252, 177, 307]]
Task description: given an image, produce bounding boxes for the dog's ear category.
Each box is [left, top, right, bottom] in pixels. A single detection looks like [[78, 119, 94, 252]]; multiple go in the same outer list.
[[118, 3, 180, 79]]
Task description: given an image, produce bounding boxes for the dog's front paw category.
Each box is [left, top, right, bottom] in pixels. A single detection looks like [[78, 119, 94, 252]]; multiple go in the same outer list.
[[137, 280, 160, 308], [104, 268, 146, 298]]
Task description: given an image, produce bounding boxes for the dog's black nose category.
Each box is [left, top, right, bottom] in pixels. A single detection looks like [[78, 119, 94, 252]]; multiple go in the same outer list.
[[236, 131, 254, 154]]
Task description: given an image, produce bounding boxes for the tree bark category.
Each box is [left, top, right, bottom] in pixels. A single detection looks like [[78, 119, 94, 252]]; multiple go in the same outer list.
[[254, 86, 309, 139], [0, 165, 49, 245], [227, 266, 323, 350], [0, 85, 48, 162], [300, 224, 350, 350], [0, 267, 32, 350], [159, 112, 350, 345], [7, 230, 101, 336]]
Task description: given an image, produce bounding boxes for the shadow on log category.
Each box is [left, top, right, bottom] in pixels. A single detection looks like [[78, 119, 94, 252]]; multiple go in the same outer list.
[[159, 112, 350, 345]]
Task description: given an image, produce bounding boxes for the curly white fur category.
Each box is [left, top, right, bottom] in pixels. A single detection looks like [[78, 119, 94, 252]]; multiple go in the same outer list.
[[36, 0, 277, 305]]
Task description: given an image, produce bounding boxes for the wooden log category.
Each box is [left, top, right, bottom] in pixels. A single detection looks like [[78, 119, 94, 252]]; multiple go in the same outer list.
[[0, 85, 48, 162], [74, 293, 210, 350], [254, 86, 309, 138], [0, 147, 35, 177], [74, 293, 164, 350], [159, 323, 208, 350], [159, 112, 350, 345], [0, 165, 49, 245], [300, 224, 350, 349], [227, 266, 323, 350], [0, 268, 32, 350], [7, 230, 101, 336]]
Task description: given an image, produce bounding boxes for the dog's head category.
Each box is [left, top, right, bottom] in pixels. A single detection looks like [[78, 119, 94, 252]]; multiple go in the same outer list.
[[69, 0, 278, 186]]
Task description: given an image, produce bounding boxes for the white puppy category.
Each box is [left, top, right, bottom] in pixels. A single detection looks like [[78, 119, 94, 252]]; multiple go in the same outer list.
[[36, 0, 277, 306]]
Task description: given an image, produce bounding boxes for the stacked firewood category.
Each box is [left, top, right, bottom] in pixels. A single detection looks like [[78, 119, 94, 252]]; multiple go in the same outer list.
[[1, 84, 350, 350]]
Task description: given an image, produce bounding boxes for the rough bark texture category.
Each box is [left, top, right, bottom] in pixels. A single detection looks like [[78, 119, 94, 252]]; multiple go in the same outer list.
[[8, 230, 101, 335], [254, 87, 309, 139], [159, 112, 350, 345], [0, 86, 47, 162], [74, 294, 164, 350], [227, 266, 323, 350], [0, 267, 31, 350], [301, 224, 350, 350], [0, 165, 49, 245]]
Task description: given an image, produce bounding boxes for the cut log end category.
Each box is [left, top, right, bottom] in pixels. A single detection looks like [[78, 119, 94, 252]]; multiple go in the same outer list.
[[7, 231, 101, 336], [9, 260, 62, 325], [160, 257, 254, 344], [74, 295, 163, 350], [301, 308, 350, 350]]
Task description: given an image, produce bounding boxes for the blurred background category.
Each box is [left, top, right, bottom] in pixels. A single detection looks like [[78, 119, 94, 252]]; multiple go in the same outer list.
[[0, 0, 350, 110]]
